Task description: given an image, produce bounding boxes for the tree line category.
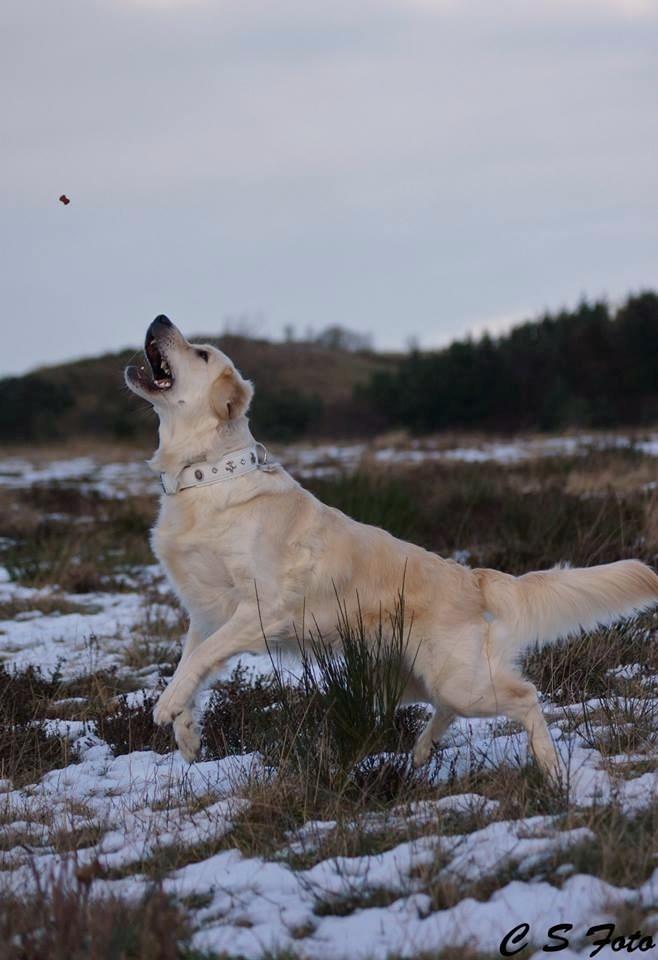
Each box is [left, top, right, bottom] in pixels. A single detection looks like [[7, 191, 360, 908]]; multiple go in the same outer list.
[[364, 292, 658, 432]]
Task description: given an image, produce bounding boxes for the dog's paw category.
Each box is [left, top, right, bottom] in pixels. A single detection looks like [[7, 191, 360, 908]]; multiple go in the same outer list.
[[153, 689, 184, 727], [174, 710, 201, 763]]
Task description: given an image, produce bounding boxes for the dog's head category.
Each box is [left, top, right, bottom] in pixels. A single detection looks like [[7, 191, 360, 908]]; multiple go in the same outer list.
[[124, 315, 253, 424]]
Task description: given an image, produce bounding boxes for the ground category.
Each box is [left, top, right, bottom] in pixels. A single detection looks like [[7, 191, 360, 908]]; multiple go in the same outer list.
[[0, 432, 657, 960]]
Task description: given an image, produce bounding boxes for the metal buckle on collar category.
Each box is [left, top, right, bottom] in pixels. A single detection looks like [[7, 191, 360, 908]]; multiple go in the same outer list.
[[160, 473, 179, 495], [255, 442, 278, 472]]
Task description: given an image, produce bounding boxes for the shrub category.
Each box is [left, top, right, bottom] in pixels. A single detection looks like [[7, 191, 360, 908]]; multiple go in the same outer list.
[[92, 689, 174, 757]]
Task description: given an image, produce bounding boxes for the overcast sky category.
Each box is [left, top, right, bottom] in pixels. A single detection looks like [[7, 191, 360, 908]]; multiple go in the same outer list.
[[1, 0, 657, 376]]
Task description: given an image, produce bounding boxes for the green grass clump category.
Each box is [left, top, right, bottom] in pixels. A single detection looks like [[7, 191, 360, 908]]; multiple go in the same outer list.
[[294, 588, 417, 767]]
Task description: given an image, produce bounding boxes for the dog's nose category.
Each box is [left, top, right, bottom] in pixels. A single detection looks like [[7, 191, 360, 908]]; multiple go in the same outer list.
[[147, 315, 173, 341]]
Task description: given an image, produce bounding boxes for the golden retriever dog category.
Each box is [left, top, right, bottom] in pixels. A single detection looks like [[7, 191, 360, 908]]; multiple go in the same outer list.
[[126, 315, 658, 779]]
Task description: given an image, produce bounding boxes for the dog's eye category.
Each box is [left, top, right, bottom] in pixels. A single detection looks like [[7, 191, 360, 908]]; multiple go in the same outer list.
[[197, 350, 209, 363]]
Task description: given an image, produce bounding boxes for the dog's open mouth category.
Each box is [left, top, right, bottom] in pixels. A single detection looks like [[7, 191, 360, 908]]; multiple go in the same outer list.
[[144, 336, 173, 390]]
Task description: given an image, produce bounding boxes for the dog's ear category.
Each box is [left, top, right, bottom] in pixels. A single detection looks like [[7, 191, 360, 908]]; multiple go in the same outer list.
[[211, 367, 254, 420]]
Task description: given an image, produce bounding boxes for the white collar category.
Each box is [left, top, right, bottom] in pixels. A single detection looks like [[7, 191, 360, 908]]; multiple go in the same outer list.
[[160, 443, 273, 495]]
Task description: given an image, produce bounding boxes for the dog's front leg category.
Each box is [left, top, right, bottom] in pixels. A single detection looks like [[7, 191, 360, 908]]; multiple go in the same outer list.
[[170, 626, 203, 762], [153, 606, 286, 739]]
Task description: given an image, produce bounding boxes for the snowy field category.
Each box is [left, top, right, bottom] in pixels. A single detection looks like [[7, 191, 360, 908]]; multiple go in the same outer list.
[[3, 428, 658, 494], [0, 438, 657, 959]]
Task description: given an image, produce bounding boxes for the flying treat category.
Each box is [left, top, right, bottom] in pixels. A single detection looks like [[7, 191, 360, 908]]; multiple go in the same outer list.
[[59, 194, 70, 205]]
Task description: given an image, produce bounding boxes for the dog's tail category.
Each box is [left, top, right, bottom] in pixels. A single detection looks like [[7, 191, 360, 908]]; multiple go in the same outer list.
[[476, 559, 658, 652]]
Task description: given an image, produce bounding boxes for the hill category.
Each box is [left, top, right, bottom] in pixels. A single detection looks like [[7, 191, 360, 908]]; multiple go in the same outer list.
[[0, 333, 398, 445]]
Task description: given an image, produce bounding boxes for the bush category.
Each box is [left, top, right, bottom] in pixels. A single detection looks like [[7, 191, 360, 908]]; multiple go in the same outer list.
[[96, 591, 419, 806], [92, 689, 174, 757]]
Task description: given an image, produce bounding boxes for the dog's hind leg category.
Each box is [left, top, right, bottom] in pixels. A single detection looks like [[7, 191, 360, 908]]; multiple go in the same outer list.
[[412, 706, 455, 767], [495, 671, 564, 781]]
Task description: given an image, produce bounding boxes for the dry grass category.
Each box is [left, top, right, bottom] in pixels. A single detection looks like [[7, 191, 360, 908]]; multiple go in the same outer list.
[[0, 664, 78, 785], [0, 595, 99, 620], [524, 614, 658, 705], [112, 832, 235, 883], [306, 801, 658, 922], [121, 596, 187, 674], [0, 871, 202, 960], [576, 693, 658, 757], [216, 757, 434, 867], [0, 663, 150, 783], [550, 803, 658, 888], [446, 762, 570, 821], [90, 687, 175, 756], [3, 444, 658, 592], [0, 485, 155, 591]]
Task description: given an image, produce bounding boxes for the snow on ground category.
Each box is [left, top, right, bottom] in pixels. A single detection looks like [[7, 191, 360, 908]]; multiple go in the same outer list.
[[1, 606, 656, 960], [2, 704, 657, 958], [284, 432, 658, 479], [0, 580, 146, 677], [2, 430, 658, 494], [0, 456, 159, 498], [0, 568, 304, 685], [1, 741, 258, 883], [1, 446, 657, 958]]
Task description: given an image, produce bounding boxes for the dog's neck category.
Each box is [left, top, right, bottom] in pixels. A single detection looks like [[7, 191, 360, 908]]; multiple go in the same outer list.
[[148, 413, 256, 481]]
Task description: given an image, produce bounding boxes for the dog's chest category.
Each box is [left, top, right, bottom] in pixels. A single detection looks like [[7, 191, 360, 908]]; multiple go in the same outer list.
[[152, 503, 256, 619]]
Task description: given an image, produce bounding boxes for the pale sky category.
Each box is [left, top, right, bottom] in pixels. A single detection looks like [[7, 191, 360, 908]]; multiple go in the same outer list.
[[1, 0, 657, 375]]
